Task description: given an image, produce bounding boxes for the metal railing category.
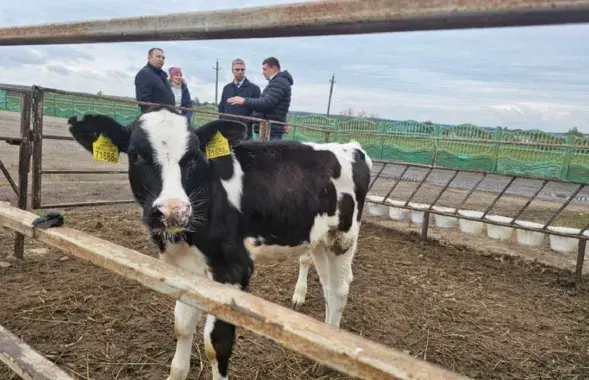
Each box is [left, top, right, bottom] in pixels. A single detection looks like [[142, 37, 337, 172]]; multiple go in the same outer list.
[[5, 84, 587, 284], [365, 158, 589, 282], [1, 1, 588, 379], [0, 0, 588, 45], [28, 85, 278, 209], [0, 84, 32, 260]]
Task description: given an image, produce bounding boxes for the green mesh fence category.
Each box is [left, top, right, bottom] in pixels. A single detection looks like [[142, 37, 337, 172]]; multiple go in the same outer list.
[[1, 88, 587, 183]]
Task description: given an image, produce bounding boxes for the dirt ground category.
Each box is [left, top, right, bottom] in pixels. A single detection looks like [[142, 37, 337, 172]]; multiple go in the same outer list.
[[1, 206, 589, 380], [1, 111, 589, 379]]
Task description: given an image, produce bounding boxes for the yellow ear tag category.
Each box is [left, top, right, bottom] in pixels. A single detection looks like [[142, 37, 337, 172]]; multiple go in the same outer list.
[[205, 131, 231, 159], [92, 134, 120, 163]]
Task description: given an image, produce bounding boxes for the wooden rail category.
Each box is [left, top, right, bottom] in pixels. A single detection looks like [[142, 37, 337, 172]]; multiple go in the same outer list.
[[0, 324, 75, 380], [0, 202, 472, 380]]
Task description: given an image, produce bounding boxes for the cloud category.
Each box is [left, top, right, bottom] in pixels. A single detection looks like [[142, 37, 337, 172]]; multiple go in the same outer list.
[[46, 64, 70, 76], [0, 1, 587, 133], [0, 47, 45, 67]]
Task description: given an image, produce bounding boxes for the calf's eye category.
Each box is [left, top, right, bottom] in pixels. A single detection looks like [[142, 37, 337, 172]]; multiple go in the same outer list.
[[128, 151, 139, 162]]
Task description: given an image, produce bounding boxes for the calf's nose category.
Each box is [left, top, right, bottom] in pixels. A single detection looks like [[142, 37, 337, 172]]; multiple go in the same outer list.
[[154, 199, 191, 226]]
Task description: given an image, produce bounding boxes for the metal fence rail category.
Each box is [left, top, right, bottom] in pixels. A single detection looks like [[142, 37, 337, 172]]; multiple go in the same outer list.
[[0, 0, 589, 45], [27, 85, 274, 209], [21, 84, 589, 209], [5, 84, 589, 184], [0, 201, 472, 380], [366, 158, 589, 281], [0, 85, 33, 259], [19, 84, 589, 285]]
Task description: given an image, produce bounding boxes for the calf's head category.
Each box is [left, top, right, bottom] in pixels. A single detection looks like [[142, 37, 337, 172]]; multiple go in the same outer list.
[[68, 106, 246, 235]]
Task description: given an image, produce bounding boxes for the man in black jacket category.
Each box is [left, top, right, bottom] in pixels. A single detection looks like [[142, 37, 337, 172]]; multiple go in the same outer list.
[[218, 58, 261, 140], [134, 48, 175, 113], [228, 57, 293, 140]]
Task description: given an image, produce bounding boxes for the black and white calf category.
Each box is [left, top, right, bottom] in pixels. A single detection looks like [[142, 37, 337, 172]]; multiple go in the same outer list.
[[67, 106, 372, 380]]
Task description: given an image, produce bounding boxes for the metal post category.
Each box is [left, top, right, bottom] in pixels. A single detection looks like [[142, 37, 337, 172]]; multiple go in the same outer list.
[[259, 119, 270, 141], [14, 91, 32, 259], [421, 211, 430, 241], [576, 239, 586, 284], [31, 86, 44, 209]]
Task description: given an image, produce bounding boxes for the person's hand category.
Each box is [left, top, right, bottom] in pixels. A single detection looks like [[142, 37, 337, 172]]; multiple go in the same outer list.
[[284, 124, 290, 134], [227, 96, 245, 105]]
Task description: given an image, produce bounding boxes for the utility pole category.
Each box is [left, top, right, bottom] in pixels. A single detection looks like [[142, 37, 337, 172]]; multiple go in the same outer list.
[[213, 59, 222, 105], [327, 73, 335, 116]]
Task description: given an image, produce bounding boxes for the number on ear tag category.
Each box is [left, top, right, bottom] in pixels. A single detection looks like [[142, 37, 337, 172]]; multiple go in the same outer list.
[[205, 131, 231, 159], [92, 134, 120, 163]]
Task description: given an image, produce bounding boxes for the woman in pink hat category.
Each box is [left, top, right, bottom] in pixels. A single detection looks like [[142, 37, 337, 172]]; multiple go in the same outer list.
[[168, 66, 194, 123]]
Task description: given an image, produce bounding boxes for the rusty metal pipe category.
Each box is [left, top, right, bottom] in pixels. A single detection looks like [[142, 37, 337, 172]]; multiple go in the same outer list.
[[541, 184, 585, 230], [42, 170, 128, 174], [1, 0, 589, 45], [14, 92, 31, 259], [372, 159, 589, 187], [364, 198, 589, 241], [35, 200, 136, 209], [368, 162, 388, 192], [480, 176, 517, 219], [31, 86, 44, 209], [0, 158, 18, 196]]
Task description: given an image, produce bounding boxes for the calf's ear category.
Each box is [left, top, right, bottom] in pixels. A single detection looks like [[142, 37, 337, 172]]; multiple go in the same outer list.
[[193, 119, 247, 157], [68, 114, 131, 154]]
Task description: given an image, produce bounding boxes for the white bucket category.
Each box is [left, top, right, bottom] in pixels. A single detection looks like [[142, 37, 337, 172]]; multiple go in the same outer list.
[[547, 226, 580, 253], [432, 206, 458, 229], [408, 202, 429, 224], [485, 215, 514, 241], [387, 199, 410, 221], [457, 210, 485, 235], [514, 220, 545, 247], [366, 195, 388, 216]]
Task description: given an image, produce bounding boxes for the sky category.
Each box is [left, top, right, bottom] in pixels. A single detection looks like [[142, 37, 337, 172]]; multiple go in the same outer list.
[[0, 0, 587, 133]]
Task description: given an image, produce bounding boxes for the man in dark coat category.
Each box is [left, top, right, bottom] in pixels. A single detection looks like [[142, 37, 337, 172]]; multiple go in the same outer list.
[[217, 58, 261, 140], [227, 57, 293, 140], [134, 48, 175, 113]]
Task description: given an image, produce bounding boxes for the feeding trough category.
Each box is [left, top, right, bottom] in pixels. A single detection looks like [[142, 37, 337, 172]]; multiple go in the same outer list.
[[457, 209, 485, 235], [547, 226, 580, 253], [408, 202, 430, 224], [514, 220, 546, 247], [484, 215, 514, 241], [366, 195, 388, 216], [386, 199, 410, 221], [432, 206, 458, 229]]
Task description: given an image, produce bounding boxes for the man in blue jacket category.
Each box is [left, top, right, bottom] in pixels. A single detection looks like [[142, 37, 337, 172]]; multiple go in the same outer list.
[[227, 57, 293, 140], [218, 58, 261, 140], [134, 48, 175, 113]]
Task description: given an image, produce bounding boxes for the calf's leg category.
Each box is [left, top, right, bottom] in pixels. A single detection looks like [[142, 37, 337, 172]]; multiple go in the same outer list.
[[311, 242, 357, 376], [160, 242, 209, 380], [204, 314, 236, 380], [167, 301, 202, 380], [291, 251, 313, 309]]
